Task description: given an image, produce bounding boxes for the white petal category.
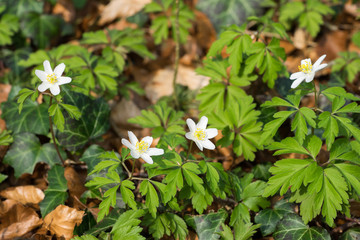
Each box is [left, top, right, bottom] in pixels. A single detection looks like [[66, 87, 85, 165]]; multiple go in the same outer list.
[[49, 85, 60, 95], [141, 153, 153, 164], [54, 63, 65, 77], [197, 116, 208, 129], [130, 150, 140, 159], [58, 76, 72, 85], [38, 82, 50, 92], [185, 132, 194, 140], [202, 140, 215, 150], [194, 140, 203, 151], [142, 136, 153, 146], [313, 54, 326, 69], [314, 63, 327, 72], [291, 76, 305, 89], [289, 71, 305, 80], [305, 72, 315, 83], [300, 58, 312, 66], [147, 148, 164, 156], [128, 131, 138, 145], [206, 128, 218, 139], [121, 139, 135, 151], [43, 60, 52, 74], [186, 118, 196, 132], [35, 70, 47, 82]]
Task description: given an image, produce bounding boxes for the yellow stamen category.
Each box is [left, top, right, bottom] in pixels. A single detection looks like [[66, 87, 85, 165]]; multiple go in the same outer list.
[[298, 60, 312, 74], [194, 128, 206, 141], [47, 73, 58, 84], [136, 140, 149, 154]]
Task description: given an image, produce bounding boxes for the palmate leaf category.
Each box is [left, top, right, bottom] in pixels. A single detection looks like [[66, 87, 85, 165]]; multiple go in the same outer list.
[[274, 214, 331, 240], [57, 87, 110, 151], [331, 52, 360, 83], [0, 13, 19, 46], [40, 165, 68, 217], [3, 133, 66, 178], [186, 210, 228, 240], [111, 209, 145, 240], [2, 100, 49, 135], [255, 200, 295, 236], [139, 180, 159, 218], [0, 129, 13, 146]]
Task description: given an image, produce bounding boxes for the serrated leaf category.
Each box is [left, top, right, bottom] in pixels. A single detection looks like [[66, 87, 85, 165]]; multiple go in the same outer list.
[[0, 129, 13, 146], [3, 133, 65, 178], [40, 165, 68, 217], [121, 180, 137, 210], [139, 180, 159, 218], [274, 214, 331, 240], [2, 100, 49, 135], [81, 30, 108, 44], [111, 209, 145, 240], [56, 88, 110, 151], [318, 112, 338, 149], [85, 209, 120, 235]]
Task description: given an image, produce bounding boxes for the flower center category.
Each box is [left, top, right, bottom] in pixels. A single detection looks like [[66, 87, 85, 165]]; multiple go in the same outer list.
[[194, 128, 206, 141], [136, 140, 149, 154], [47, 73, 58, 84], [298, 61, 313, 74]]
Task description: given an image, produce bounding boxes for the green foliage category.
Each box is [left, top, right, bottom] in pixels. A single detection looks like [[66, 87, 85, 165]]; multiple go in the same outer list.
[[0, 173, 7, 183], [85, 209, 120, 236], [186, 209, 228, 240], [0, 129, 13, 146], [2, 99, 49, 135], [145, 0, 194, 44], [3, 133, 66, 178], [111, 209, 145, 240], [273, 214, 331, 240], [331, 52, 360, 84], [72, 235, 98, 240], [0, 10, 19, 46], [208, 96, 263, 160], [128, 100, 185, 138], [340, 228, 360, 240], [56, 87, 110, 151], [264, 136, 360, 226], [279, 0, 334, 37], [40, 165, 68, 217], [143, 212, 188, 240], [255, 200, 295, 236]]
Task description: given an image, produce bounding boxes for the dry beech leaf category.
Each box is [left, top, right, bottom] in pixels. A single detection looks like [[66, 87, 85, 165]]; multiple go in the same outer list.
[[99, 0, 151, 25], [43, 205, 84, 240], [0, 199, 43, 239], [0, 185, 45, 205]]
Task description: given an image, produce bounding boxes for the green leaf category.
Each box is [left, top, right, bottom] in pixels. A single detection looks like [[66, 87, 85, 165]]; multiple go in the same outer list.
[[186, 210, 228, 240], [0, 13, 19, 46], [39, 165, 68, 217], [60, 103, 81, 120], [139, 180, 159, 218], [3, 133, 65, 178], [81, 30, 108, 44], [121, 180, 137, 210], [322, 87, 360, 101], [72, 235, 98, 240], [49, 102, 65, 132], [57, 88, 110, 151], [111, 209, 145, 240], [241, 181, 270, 212], [182, 162, 205, 195], [268, 137, 310, 156], [254, 200, 294, 236], [299, 11, 322, 37], [1, 100, 49, 135], [252, 163, 272, 181], [274, 214, 331, 240], [216, 223, 233, 240], [352, 33, 360, 48], [318, 112, 338, 150], [233, 221, 261, 240], [0, 129, 13, 146], [97, 185, 120, 222], [0, 173, 7, 183], [334, 163, 360, 195], [340, 228, 360, 240], [85, 209, 120, 235]]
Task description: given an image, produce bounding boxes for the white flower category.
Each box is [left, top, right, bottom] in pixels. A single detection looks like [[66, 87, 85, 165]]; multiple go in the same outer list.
[[35, 60, 72, 96], [290, 54, 328, 89], [185, 116, 218, 151], [121, 131, 164, 164]]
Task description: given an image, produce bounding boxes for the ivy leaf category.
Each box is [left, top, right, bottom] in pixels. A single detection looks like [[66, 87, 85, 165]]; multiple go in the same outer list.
[[57, 88, 110, 151], [340, 228, 360, 240], [186, 210, 228, 240], [1, 100, 49, 135], [111, 209, 145, 240], [39, 165, 68, 217], [274, 214, 331, 240], [255, 200, 295, 236], [3, 133, 65, 178]]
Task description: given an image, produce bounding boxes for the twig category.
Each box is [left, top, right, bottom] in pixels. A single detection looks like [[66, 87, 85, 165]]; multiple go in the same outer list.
[[49, 97, 65, 165]]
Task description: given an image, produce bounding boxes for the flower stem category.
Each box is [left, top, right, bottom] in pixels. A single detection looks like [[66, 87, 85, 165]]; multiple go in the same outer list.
[[185, 141, 193, 162], [130, 160, 136, 180], [312, 81, 318, 135], [172, 0, 180, 109], [49, 97, 65, 165]]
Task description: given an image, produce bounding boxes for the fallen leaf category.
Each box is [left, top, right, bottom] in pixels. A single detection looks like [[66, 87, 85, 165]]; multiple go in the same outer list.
[[64, 166, 87, 209], [43, 205, 84, 240], [0, 185, 45, 205], [0, 199, 43, 239], [98, 0, 151, 25], [292, 28, 306, 50], [194, 10, 216, 50], [53, 0, 76, 22]]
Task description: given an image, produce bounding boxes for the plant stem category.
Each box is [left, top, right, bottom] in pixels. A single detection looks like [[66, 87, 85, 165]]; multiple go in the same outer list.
[[172, 0, 180, 109], [122, 161, 131, 176], [130, 160, 136, 180], [312, 81, 318, 135], [185, 141, 193, 162], [49, 97, 65, 165]]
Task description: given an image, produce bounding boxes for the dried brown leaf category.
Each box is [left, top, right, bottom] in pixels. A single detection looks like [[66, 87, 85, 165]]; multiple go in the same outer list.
[[0, 185, 44, 205], [0, 199, 43, 240], [99, 0, 151, 25], [43, 205, 84, 240]]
